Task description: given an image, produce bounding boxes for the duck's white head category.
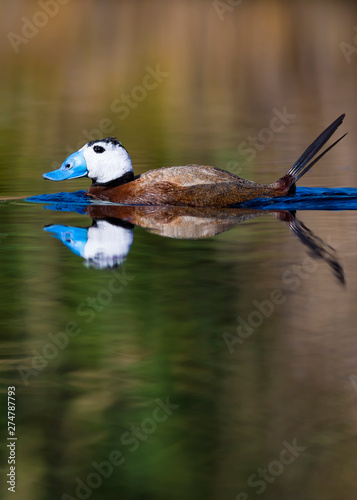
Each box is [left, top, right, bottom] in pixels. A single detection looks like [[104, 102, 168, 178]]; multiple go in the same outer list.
[[43, 137, 134, 184]]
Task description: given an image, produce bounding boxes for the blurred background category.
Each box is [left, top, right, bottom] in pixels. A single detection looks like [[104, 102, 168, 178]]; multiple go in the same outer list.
[[1, 1, 357, 499]]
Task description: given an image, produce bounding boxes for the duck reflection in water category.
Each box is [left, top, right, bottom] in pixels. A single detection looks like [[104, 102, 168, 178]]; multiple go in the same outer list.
[[44, 217, 133, 269], [43, 205, 345, 284]]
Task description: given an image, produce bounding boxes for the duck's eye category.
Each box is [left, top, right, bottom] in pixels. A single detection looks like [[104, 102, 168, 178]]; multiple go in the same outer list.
[[64, 232, 72, 243], [93, 145, 105, 154]]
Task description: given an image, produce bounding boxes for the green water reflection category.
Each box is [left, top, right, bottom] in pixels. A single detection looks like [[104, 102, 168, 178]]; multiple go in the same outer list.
[[1, 201, 356, 500]]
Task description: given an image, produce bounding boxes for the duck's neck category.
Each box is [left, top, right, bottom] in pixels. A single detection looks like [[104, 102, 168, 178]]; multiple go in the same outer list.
[[91, 170, 135, 188]]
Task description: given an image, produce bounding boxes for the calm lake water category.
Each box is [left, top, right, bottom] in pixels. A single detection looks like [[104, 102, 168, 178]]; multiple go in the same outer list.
[[1, 1, 357, 499]]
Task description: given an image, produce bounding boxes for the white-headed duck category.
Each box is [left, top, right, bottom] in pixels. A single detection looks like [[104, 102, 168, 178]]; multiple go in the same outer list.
[[43, 114, 346, 207]]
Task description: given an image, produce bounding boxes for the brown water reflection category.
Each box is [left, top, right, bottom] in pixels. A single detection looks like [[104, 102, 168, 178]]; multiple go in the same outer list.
[[1, 1, 357, 500]]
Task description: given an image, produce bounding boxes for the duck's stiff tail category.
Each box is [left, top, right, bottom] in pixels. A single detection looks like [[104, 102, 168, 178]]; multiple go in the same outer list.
[[274, 114, 347, 195]]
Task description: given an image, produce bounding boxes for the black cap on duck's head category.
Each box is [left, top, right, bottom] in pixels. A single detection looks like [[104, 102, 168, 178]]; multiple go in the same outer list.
[[43, 137, 134, 184]]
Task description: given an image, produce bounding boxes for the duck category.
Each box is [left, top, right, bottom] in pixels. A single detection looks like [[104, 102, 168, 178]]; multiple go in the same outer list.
[[43, 114, 346, 207]]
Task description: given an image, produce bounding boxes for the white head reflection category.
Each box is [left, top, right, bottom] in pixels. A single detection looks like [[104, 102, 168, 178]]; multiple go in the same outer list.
[[44, 220, 133, 269]]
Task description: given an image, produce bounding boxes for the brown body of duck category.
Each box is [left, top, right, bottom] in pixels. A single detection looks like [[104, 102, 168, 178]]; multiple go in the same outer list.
[[88, 164, 285, 207], [43, 114, 346, 207]]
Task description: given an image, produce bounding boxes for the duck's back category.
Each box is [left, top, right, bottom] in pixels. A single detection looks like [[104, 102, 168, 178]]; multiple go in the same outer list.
[[140, 165, 245, 186], [89, 164, 276, 207]]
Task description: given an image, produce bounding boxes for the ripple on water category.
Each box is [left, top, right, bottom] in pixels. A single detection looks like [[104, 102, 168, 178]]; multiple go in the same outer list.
[[22, 187, 357, 213]]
